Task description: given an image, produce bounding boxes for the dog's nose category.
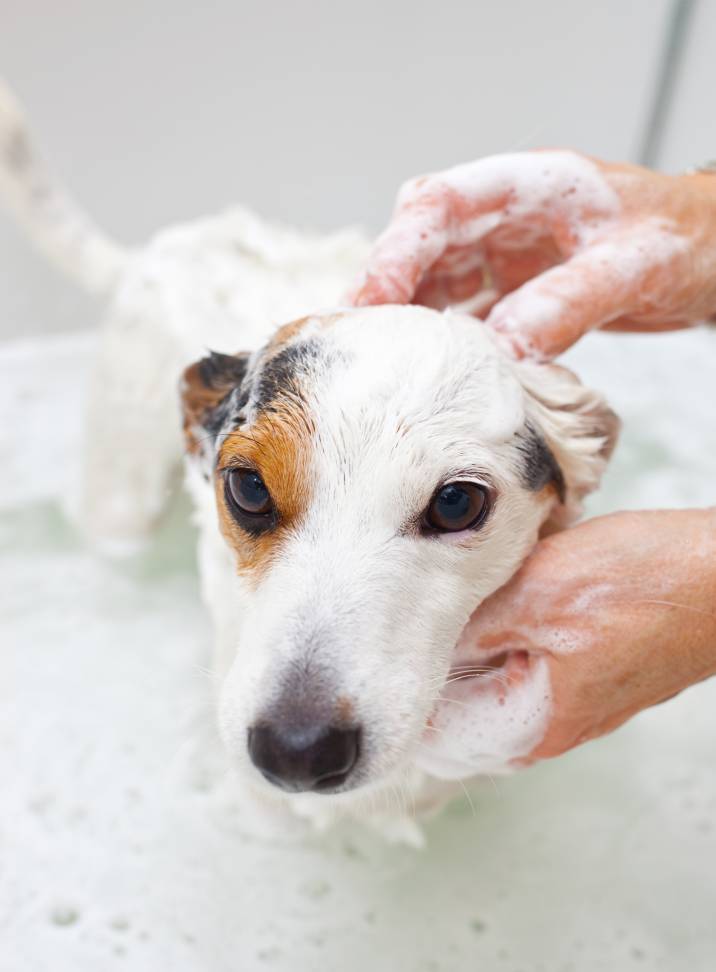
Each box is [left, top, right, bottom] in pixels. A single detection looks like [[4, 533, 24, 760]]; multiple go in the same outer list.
[[247, 722, 360, 793]]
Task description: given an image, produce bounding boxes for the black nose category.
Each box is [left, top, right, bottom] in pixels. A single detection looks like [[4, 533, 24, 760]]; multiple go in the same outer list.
[[247, 722, 361, 793]]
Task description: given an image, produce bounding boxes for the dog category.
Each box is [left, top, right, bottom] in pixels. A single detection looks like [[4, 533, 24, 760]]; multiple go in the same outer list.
[[1, 81, 618, 842]]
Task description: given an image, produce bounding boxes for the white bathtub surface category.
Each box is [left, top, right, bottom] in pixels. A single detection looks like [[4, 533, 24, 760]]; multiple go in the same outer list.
[[2, 326, 716, 972]]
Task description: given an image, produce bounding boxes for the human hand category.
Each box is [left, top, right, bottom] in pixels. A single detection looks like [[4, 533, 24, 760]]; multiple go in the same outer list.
[[349, 151, 716, 359], [448, 508, 716, 763]]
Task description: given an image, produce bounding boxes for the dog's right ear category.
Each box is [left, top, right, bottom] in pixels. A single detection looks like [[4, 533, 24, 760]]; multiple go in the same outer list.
[[180, 351, 251, 457], [514, 359, 620, 528]]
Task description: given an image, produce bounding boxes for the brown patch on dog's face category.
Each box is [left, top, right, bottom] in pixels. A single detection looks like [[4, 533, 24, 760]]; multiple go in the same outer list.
[[180, 313, 343, 583], [266, 312, 342, 350], [267, 316, 313, 349], [215, 402, 315, 584]]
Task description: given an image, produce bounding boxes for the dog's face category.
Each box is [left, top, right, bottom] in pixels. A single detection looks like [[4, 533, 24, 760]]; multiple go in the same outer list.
[[182, 306, 617, 801]]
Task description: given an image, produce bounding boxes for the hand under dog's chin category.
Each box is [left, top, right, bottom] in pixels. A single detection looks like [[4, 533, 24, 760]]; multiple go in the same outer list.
[[412, 644, 553, 780]]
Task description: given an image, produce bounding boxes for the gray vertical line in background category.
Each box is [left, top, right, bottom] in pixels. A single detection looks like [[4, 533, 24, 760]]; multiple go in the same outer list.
[[639, 0, 698, 167]]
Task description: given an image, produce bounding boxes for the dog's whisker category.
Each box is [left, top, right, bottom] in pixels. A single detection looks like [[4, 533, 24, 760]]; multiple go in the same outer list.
[[381, 786, 393, 819], [400, 769, 415, 820], [393, 779, 408, 820], [442, 670, 514, 687], [192, 664, 219, 683], [426, 665, 517, 687], [398, 766, 416, 821], [458, 779, 478, 820], [446, 676, 514, 691], [403, 768, 417, 821], [396, 780, 408, 820], [448, 664, 514, 675], [387, 783, 401, 819], [426, 670, 515, 695]]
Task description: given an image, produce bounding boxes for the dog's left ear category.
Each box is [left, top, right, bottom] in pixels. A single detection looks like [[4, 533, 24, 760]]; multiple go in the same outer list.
[[514, 360, 620, 526], [180, 350, 251, 457]]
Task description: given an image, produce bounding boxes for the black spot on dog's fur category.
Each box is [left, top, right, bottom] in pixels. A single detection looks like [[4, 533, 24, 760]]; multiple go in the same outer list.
[[199, 350, 250, 392], [186, 351, 251, 446], [187, 339, 334, 454], [204, 391, 239, 443], [516, 422, 565, 502], [254, 340, 323, 413]]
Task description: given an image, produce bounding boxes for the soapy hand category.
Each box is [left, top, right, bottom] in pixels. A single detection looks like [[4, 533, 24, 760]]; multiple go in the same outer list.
[[453, 508, 716, 762], [349, 151, 716, 359]]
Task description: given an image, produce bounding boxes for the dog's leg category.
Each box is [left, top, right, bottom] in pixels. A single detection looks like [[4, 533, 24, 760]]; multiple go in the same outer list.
[[0, 80, 183, 548], [75, 289, 185, 551]]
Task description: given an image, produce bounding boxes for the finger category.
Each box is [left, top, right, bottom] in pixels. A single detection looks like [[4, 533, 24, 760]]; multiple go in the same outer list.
[[485, 228, 686, 359], [349, 195, 451, 305], [350, 150, 613, 308], [349, 164, 508, 306]]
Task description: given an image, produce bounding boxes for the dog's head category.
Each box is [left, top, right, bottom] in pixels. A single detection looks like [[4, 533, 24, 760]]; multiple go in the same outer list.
[[181, 306, 617, 800]]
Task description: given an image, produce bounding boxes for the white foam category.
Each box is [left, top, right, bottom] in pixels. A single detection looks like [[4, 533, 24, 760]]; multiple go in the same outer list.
[[414, 657, 552, 779]]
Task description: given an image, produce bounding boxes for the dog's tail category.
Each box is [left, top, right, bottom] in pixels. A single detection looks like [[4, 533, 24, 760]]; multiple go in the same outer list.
[[0, 79, 130, 293]]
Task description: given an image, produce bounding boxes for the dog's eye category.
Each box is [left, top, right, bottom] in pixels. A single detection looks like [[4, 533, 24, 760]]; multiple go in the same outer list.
[[226, 468, 273, 517], [424, 482, 489, 533]]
